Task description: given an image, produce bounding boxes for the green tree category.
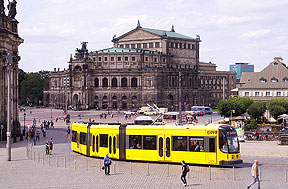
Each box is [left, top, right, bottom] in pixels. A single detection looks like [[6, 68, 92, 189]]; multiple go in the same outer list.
[[247, 102, 266, 121], [267, 99, 288, 119], [217, 97, 253, 117], [19, 71, 49, 106]]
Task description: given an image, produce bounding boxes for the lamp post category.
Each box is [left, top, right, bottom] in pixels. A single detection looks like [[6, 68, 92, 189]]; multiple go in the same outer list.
[[23, 113, 26, 135], [6, 53, 12, 161]]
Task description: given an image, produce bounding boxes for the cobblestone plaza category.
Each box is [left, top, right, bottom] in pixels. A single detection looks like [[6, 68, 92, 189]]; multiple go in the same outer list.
[[1, 108, 288, 188]]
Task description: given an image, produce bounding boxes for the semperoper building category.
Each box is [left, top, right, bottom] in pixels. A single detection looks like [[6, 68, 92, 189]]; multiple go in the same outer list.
[[44, 22, 235, 111]]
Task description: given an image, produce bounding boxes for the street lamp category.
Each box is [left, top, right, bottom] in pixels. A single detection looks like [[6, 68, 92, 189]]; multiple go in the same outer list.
[[23, 112, 26, 135]]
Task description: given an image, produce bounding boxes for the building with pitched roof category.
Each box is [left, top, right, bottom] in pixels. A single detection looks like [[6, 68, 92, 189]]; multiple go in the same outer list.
[[239, 57, 288, 101], [43, 22, 235, 110]]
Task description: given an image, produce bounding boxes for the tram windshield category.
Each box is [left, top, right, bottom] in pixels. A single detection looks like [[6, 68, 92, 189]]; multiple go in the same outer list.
[[219, 129, 239, 153]]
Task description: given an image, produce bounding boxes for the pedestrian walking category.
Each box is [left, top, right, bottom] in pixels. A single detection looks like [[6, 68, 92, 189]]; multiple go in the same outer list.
[[247, 160, 260, 189], [180, 160, 189, 186], [49, 138, 54, 155], [45, 140, 49, 155], [36, 129, 40, 140], [103, 153, 111, 175], [42, 128, 46, 138], [50, 120, 54, 128]]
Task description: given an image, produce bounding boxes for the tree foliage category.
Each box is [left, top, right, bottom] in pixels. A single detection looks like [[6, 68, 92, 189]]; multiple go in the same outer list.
[[19, 70, 49, 106], [247, 102, 266, 121], [217, 97, 254, 117], [267, 99, 288, 119]]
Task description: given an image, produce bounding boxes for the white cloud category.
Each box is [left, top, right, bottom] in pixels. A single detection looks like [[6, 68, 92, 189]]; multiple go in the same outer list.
[[240, 29, 271, 39], [14, 0, 288, 72]]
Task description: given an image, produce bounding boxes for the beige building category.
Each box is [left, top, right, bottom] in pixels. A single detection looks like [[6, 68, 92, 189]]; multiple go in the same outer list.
[[44, 23, 235, 110], [239, 57, 288, 101], [0, 2, 23, 139]]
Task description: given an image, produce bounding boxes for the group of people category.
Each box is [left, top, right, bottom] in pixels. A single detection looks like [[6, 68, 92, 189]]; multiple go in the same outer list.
[[41, 120, 54, 129], [45, 138, 54, 155]]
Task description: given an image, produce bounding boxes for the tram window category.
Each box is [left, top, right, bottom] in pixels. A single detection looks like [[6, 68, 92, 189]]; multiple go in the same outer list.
[[80, 132, 86, 145], [209, 138, 216, 152], [129, 135, 142, 149], [188, 137, 204, 152], [113, 136, 116, 154], [219, 131, 228, 153], [172, 136, 187, 151], [96, 135, 99, 152], [72, 131, 77, 142], [100, 134, 108, 147], [117, 135, 119, 148], [92, 135, 95, 152], [143, 136, 157, 150]]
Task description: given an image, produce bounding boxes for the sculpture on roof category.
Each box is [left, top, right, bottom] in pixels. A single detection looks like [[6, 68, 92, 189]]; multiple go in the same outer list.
[[7, 0, 17, 18], [75, 42, 89, 60], [0, 0, 5, 14], [171, 25, 175, 32], [136, 20, 142, 28]]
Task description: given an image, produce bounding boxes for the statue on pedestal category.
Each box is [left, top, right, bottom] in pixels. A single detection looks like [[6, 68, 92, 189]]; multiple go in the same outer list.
[[8, 0, 17, 18], [0, 0, 5, 15]]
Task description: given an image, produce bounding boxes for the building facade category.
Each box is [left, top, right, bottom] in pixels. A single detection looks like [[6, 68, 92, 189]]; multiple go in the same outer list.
[[239, 57, 288, 102], [229, 63, 254, 83], [0, 1, 23, 139], [44, 23, 235, 110]]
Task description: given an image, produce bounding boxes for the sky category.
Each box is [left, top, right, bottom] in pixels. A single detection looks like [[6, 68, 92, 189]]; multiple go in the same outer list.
[[11, 0, 288, 72]]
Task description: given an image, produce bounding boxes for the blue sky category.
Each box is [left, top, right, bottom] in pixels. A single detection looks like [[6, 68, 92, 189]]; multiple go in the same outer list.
[[13, 0, 288, 72]]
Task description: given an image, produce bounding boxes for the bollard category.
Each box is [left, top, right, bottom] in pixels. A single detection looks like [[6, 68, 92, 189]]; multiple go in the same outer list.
[[68, 156, 70, 168], [285, 168, 287, 183], [42, 154, 45, 165], [99, 159, 102, 172], [30, 150, 32, 160], [130, 162, 132, 175], [147, 163, 150, 176], [233, 166, 235, 181], [57, 157, 59, 167], [167, 164, 169, 177], [34, 152, 36, 161], [64, 157, 66, 168], [38, 153, 40, 163], [74, 159, 76, 171], [86, 159, 88, 171], [259, 166, 261, 181], [114, 162, 116, 174], [209, 166, 212, 180], [48, 155, 50, 166]]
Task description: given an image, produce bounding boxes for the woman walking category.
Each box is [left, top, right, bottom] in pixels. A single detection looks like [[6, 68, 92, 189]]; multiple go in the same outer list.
[[180, 160, 188, 186]]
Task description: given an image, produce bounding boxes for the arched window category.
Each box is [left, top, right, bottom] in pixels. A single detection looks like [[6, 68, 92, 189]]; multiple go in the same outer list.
[[259, 77, 267, 83], [121, 77, 127, 87], [111, 78, 117, 88], [271, 77, 278, 83], [103, 77, 108, 87], [94, 78, 99, 88], [131, 77, 137, 88], [283, 77, 288, 82]]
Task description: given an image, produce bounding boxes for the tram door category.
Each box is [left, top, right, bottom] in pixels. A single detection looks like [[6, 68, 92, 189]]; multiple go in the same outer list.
[[165, 135, 172, 161], [108, 134, 117, 158], [158, 135, 172, 161], [205, 137, 217, 164], [95, 134, 99, 157]]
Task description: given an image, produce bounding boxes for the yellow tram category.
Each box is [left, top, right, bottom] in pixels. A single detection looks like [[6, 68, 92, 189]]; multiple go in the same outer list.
[[71, 123, 242, 165]]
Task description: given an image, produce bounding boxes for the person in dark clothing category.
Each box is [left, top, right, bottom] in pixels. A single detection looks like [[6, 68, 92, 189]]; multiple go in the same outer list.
[[180, 160, 188, 186], [103, 153, 111, 175]]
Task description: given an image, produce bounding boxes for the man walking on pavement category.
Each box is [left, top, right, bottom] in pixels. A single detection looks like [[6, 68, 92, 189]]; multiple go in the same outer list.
[[248, 160, 260, 189]]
